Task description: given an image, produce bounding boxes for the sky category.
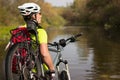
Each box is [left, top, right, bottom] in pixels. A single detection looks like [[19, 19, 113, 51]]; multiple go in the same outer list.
[[44, 0, 74, 7]]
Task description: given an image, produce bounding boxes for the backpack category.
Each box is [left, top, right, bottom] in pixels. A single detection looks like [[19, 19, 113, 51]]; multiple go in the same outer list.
[[10, 27, 30, 44], [10, 27, 30, 73]]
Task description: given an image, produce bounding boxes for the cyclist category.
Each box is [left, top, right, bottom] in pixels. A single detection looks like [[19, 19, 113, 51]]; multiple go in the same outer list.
[[18, 2, 55, 79]]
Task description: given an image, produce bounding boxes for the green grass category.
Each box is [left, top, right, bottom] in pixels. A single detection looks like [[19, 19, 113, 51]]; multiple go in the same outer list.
[[0, 26, 15, 59], [0, 26, 16, 41]]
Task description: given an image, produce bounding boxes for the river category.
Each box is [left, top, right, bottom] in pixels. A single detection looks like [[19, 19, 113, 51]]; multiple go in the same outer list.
[[0, 26, 120, 80]]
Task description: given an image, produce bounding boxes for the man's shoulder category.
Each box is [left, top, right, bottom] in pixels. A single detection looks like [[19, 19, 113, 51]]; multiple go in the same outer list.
[[37, 28, 47, 34]]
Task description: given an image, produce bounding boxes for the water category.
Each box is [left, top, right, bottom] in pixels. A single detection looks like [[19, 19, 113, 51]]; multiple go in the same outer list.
[[47, 27, 95, 80], [1, 26, 120, 80], [47, 27, 120, 80]]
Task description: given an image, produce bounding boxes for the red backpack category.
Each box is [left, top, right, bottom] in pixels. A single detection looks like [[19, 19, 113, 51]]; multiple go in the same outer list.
[[10, 27, 30, 43], [10, 27, 30, 73]]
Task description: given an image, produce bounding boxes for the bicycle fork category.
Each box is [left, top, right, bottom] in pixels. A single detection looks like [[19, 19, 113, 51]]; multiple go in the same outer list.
[[56, 58, 71, 80]]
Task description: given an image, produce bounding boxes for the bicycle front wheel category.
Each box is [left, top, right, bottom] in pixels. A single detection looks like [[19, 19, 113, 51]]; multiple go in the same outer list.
[[5, 43, 28, 80], [60, 70, 71, 80]]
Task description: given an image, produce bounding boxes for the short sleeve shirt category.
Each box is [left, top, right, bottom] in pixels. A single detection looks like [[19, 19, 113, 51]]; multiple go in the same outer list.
[[37, 28, 47, 43], [30, 28, 48, 44]]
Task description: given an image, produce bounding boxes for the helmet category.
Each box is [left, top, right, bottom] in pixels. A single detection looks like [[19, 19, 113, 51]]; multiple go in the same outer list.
[[18, 3, 41, 16]]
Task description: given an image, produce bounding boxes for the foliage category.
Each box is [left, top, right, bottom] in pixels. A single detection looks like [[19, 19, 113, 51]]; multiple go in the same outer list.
[[62, 0, 120, 40], [62, 0, 88, 26], [0, 0, 66, 27], [40, 2, 66, 27], [85, 0, 120, 39]]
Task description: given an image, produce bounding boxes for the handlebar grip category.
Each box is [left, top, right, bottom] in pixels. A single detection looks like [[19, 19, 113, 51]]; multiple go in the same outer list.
[[65, 32, 83, 42], [74, 33, 83, 38]]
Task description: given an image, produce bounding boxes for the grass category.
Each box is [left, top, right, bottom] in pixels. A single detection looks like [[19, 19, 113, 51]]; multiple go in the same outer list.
[[0, 26, 16, 58], [0, 26, 16, 41]]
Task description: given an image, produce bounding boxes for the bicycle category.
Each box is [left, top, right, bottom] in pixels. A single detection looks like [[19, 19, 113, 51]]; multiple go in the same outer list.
[[5, 27, 82, 80], [48, 33, 82, 80]]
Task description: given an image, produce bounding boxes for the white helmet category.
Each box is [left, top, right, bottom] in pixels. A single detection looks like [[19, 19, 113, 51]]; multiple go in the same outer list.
[[18, 3, 41, 16]]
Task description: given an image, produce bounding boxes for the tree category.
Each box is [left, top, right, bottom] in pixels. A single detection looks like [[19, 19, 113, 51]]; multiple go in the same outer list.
[[0, 0, 66, 27]]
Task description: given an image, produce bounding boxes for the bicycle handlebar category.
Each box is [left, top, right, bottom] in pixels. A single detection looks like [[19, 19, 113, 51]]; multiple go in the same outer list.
[[48, 32, 83, 47], [66, 32, 83, 42]]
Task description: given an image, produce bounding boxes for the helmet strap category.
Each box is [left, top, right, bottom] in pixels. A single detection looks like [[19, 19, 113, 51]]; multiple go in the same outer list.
[[31, 13, 38, 23], [34, 13, 38, 23]]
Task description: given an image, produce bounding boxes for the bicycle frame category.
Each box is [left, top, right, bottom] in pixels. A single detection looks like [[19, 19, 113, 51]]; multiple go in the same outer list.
[[48, 33, 83, 80], [48, 42, 71, 80]]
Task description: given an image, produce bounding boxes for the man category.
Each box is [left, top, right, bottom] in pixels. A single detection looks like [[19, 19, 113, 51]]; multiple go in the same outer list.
[[18, 2, 55, 79]]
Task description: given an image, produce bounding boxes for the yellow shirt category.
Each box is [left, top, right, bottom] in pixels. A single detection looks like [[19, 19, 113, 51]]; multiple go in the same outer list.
[[18, 25, 47, 44], [31, 28, 47, 44]]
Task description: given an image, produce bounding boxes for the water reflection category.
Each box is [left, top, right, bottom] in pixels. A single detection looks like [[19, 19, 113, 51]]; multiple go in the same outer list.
[[86, 27, 120, 80], [47, 27, 120, 80], [1, 27, 120, 80], [47, 27, 94, 80]]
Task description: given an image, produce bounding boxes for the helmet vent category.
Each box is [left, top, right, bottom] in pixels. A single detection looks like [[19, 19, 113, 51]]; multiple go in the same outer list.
[[20, 12, 25, 14], [26, 10, 30, 12], [20, 9, 25, 11], [34, 9, 38, 10], [27, 7, 33, 9]]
